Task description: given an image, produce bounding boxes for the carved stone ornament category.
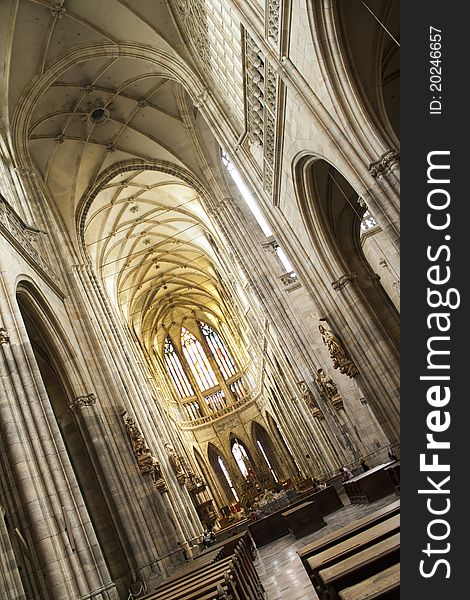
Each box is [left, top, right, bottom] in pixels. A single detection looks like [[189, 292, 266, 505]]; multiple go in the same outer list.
[[0, 327, 9, 345], [194, 88, 209, 108], [124, 416, 166, 489], [50, 4, 66, 19], [186, 471, 206, 493], [369, 150, 400, 178], [70, 394, 96, 409], [314, 368, 343, 410], [318, 321, 359, 378], [332, 273, 358, 291], [330, 396, 344, 411], [164, 442, 186, 485], [297, 381, 324, 420]]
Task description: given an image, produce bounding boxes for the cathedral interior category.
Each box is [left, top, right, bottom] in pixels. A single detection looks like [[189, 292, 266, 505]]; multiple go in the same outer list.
[[0, 1, 399, 598]]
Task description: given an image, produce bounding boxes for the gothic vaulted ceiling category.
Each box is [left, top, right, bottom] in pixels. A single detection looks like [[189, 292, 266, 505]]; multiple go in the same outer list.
[[0, 0, 244, 349]]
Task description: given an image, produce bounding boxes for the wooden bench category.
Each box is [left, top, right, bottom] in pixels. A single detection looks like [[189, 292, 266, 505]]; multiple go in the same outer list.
[[153, 536, 252, 593], [306, 514, 400, 593], [297, 499, 400, 571], [343, 464, 395, 504], [149, 570, 237, 600], [150, 557, 259, 600], [318, 532, 400, 599], [248, 487, 339, 547], [145, 533, 263, 600], [384, 461, 400, 496], [197, 531, 256, 562], [309, 485, 344, 515], [281, 501, 326, 538], [215, 519, 250, 543], [338, 563, 400, 600]]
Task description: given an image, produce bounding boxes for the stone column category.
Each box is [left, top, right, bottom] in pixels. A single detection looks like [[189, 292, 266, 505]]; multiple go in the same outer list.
[[0, 296, 117, 599], [0, 505, 27, 600]]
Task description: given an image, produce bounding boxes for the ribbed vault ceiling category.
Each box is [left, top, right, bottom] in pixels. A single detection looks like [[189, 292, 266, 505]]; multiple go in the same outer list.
[[1, 0, 238, 350], [84, 167, 225, 347]]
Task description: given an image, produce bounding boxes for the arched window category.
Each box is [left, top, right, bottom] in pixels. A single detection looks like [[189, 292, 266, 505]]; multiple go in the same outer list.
[[199, 321, 237, 379], [231, 439, 253, 480], [181, 327, 218, 391], [360, 209, 378, 232], [164, 337, 194, 398], [229, 378, 247, 400], [257, 440, 279, 482], [218, 456, 239, 502], [204, 389, 227, 412]]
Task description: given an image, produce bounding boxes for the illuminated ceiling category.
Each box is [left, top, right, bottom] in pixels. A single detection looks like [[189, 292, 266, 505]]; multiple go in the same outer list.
[[1, 0, 244, 350]]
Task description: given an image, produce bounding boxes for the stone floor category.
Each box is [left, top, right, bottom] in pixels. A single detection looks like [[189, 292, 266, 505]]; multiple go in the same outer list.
[[253, 492, 399, 600]]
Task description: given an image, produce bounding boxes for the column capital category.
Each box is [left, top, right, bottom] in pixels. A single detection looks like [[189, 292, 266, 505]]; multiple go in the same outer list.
[[0, 327, 10, 345], [331, 273, 358, 291], [369, 150, 400, 178], [70, 393, 96, 409]]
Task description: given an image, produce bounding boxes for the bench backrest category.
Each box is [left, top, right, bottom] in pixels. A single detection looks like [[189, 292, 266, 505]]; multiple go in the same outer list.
[[319, 532, 400, 587], [307, 514, 400, 572], [298, 500, 400, 562], [338, 562, 400, 600]]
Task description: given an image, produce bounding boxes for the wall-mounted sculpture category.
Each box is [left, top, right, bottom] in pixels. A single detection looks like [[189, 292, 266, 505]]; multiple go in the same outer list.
[[318, 321, 358, 378]]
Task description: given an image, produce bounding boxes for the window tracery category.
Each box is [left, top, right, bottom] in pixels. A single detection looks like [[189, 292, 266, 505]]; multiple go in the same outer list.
[[218, 455, 239, 502], [164, 337, 194, 398], [231, 439, 252, 480], [199, 321, 237, 379], [181, 327, 218, 391]]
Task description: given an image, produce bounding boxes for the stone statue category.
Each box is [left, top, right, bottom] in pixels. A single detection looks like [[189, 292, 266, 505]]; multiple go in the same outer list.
[[164, 443, 183, 474], [125, 416, 148, 457], [314, 368, 344, 410], [124, 415, 164, 483], [315, 368, 339, 400], [318, 322, 358, 378], [296, 381, 324, 420], [164, 443, 186, 484]]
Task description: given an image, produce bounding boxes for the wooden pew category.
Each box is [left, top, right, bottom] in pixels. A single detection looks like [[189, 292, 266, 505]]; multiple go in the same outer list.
[[306, 514, 400, 594], [153, 548, 221, 587], [309, 485, 344, 515], [152, 556, 261, 600], [248, 487, 338, 547], [151, 570, 238, 600], [145, 534, 263, 600], [152, 537, 251, 594], [281, 501, 326, 538], [150, 557, 258, 600], [318, 532, 400, 599], [297, 499, 400, 572], [338, 563, 400, 600], [343, 464, 395, 504], [197, 530, 256, 562], [215, 519, 250, 543]]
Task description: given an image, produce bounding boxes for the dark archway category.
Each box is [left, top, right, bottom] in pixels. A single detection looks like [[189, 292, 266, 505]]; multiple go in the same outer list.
[[252, 421, 283, 482], [299, 157, 399, 351], [265, 408, 302, 476], [16, 285, 130, 595], [207, 443, 238, 511], [337, 0, 400, 143]]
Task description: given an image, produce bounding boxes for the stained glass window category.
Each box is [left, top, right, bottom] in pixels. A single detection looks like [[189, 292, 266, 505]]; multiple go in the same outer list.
[[183, 401, 203, 421], [257, 440, 279, 482], [164, 337, 194, 398], [231, 440, 251, 480], [218, 455, 239, 502], [205, 389, 227, 412], [199, 322, 237, 379], [229, 378, 247, 400], [361, 209, 377, 232], [181, 327, 218, 391]]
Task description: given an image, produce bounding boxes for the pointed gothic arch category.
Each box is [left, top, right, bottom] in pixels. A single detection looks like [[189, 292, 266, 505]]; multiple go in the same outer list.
[[15, 281, 130, 595]]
